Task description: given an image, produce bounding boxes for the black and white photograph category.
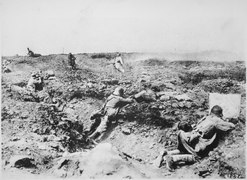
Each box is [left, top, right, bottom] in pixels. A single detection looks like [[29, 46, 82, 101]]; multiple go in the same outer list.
[[1, 0, 246, 179]]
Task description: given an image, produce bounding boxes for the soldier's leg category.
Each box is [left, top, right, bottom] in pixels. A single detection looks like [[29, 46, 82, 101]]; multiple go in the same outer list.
[[153, 149, 181, 168], [165, 154, 196, 171], [87, 129, 100, 140], [87, 118, 101, 136], [93, 115, 109, 142], [89, 108, 116, 142], [95, 119, 114, 142], [153, 149, 168, 168], [168, 149, 181, 155], [88, 115, 108, 140]]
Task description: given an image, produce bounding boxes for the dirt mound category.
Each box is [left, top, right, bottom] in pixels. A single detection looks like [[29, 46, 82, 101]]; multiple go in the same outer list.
[[49, 143, 147, 178], [91, 53, 115, 60], [141, 58, 167, 66], [195, 79, 244, 94], [179, 62, 246, 85]]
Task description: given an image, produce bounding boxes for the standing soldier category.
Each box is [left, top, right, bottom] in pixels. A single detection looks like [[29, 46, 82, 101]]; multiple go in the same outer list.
[[68, 53, 76, 70], [114, 53, 125, 73]]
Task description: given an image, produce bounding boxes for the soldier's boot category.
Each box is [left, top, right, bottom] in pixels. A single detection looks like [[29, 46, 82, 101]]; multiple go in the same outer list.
[[88, 131, 99, 140], [165, 154, 196, 171], [153, 149, 168, 168], [86, 132, 99, 147]]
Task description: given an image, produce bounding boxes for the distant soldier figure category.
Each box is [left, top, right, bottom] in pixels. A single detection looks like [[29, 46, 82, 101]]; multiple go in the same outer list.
[[27, 48, 41, 57], [88, 87, 134, 143], [68, 53, 76, 69], [114, 53, 125, 73], [27, 48, 35, 57]]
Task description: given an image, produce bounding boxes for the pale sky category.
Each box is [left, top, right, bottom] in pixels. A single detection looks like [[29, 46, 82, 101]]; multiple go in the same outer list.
[[1, 0, 247, 56]]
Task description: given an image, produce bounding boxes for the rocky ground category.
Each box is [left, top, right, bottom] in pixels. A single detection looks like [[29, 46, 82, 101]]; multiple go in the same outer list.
[[1, 53, 246, 179]]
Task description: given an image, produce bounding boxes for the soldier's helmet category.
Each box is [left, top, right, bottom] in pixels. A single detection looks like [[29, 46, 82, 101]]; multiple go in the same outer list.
[[178, 121, 193, 132], [31, 71, 41, 78], [31, 72, 36, 77], [210, 105, 223, 117], [113, 86, 124, 96]]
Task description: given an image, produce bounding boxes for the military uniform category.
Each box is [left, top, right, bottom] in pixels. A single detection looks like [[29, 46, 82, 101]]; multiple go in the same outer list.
[[114, 55, 124, 73], [88, 87, 133, 142], [27, 48, 34, 57], [154, 106, 235, 170], [26, 75, 42, 92], [178, 114, 235, 157], [68, 53, 76, 69]]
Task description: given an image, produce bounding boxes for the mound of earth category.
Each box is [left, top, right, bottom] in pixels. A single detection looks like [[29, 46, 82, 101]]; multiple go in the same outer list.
[[49, 143, 149, 178]]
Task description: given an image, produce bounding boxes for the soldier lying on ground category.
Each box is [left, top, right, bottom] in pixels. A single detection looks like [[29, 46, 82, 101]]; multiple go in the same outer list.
[[68, 53, 76, 70], [87, 86, 134, 144], [27, 48, 41, 57], [10, 71, 44, 102], [153, 105, 235, 171]]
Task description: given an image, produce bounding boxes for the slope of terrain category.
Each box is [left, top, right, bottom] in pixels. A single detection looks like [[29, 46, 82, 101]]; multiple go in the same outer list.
[[1, 53, 246, 179]]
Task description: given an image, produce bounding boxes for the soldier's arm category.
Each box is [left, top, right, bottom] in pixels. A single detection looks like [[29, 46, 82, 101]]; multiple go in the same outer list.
[[119, 97, 134, 104], [119, 57, 124, 65], [196, 116, 206, 126], [215, 119, 235, 131], [99, 96, 112, 111], [99, 102, 106, 111]]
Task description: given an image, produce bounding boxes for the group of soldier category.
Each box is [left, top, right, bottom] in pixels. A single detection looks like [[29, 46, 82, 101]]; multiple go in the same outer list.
[[27, 48, 124, 72], [25, 48, 236, 171], [86, 85, 235, 171]]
